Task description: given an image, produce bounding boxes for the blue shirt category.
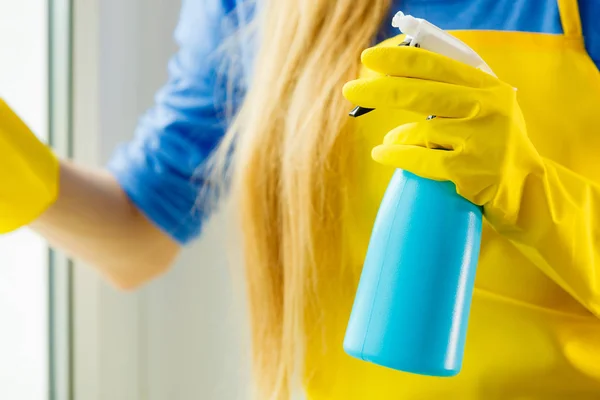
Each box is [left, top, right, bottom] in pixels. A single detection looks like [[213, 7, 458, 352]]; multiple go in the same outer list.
[[107, 0, 600, 244]]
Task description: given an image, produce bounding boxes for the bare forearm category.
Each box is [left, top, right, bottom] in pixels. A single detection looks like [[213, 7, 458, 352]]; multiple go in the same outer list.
[[32, 160, 180, 289]]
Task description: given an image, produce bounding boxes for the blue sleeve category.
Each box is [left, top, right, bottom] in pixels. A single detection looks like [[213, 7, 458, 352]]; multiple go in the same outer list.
[[579, 0, 600, 67], [107, 0, 239, 244]]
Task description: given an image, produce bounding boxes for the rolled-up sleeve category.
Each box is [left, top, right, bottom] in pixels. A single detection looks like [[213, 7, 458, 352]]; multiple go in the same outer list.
[[107, 0, 240, 244]]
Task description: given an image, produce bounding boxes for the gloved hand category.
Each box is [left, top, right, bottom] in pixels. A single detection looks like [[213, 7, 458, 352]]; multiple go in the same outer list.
[[342, 46, 545, 229], [0, 99, 59, 233], [344, 45, 600, 315]]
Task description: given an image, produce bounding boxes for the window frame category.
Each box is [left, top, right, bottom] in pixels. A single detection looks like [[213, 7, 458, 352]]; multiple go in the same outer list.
[[48, 0, 74, 398]]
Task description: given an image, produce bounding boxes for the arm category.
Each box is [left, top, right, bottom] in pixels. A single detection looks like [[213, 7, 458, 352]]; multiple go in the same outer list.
[[21, 0, 236, 289], [31, 161, 180, 290], [344, 45, 600, 316], [498, 158, 600, 316], [479, 4, 600, 314]]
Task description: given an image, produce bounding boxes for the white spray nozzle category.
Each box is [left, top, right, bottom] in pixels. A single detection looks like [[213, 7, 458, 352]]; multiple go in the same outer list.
[[392, 11, 418, 33], [391, 11, 496, 77]]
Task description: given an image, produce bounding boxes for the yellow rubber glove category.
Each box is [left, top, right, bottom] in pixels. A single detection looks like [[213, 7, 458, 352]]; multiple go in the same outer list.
[[343, 46, 544, 228], [0, 99, 59, 233], [343, 46, 600, 315]]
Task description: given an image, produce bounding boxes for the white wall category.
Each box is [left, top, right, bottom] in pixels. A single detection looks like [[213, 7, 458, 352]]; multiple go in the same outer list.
[[72, 1, 249, 399]]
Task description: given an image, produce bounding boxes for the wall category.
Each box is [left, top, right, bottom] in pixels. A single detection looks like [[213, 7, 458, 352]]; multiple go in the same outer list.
[[72, 1, 250, 399]]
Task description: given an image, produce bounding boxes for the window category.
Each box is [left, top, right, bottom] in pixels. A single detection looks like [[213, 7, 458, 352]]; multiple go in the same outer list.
[[0, 1, 72, 399], [0, 1, 50, 398]]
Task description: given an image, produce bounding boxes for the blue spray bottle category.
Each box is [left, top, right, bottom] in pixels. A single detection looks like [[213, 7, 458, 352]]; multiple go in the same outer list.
[[344, 12, 495, 377]]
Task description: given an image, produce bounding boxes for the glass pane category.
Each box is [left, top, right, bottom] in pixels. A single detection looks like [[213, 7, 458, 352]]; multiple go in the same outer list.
[[0, 0, 49, 399]]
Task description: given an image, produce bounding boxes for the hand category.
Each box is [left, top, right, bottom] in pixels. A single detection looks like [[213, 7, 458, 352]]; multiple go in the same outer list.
[[0, 99, 59, 233], [342, 46, 545, 228]]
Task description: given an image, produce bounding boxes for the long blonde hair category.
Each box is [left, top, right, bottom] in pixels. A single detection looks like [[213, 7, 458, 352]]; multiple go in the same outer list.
[[212, 1, 391, 398]]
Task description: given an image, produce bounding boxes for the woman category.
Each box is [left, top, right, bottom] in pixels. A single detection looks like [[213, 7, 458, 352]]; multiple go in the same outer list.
[[2, 0, 600, 398]]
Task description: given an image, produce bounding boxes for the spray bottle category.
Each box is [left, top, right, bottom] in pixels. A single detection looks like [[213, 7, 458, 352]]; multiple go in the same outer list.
[[344, 12, 495, 377]]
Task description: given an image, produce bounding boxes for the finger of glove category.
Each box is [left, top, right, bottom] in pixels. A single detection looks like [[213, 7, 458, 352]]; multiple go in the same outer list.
[[383, 120, 466, 151], [343, 76, 482, 118], [361, 46, 499, 88], [372, 144, 455, 182]]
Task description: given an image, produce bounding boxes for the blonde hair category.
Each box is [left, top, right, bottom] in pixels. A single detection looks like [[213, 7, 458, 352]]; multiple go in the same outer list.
[[212, 1, 391, 398]]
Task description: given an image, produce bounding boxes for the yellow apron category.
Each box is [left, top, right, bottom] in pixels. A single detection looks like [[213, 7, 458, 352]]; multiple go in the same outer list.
[[305, 0, 600, 398]]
